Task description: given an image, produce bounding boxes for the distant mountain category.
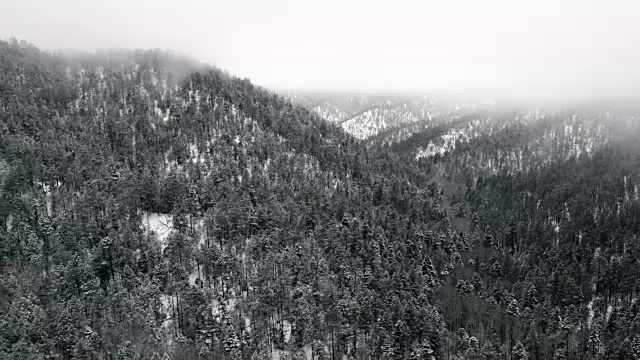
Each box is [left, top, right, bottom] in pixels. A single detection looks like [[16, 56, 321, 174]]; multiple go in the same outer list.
[[286, 91, 495, 139]]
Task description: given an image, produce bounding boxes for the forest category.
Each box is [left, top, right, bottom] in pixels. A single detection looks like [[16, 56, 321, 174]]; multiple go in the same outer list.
[[1, 38, 640, 359]]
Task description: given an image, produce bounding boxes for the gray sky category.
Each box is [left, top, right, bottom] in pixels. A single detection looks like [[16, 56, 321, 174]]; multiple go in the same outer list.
[[2, 0, 639, 100]]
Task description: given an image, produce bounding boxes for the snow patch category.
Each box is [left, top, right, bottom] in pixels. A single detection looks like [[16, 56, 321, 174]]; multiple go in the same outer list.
[[142, 213, 174, 249], [283, 320, 292, 343], [587, 299, 595, 329]]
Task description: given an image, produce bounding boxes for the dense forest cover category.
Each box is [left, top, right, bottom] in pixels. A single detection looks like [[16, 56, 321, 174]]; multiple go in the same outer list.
[[1, 38, 640, 360], [0, 39, 455, 359], [389, 110, 640, 359]]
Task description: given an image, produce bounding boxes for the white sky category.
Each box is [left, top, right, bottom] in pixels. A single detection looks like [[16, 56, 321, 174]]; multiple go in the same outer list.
[[1, 0, 640, 100]]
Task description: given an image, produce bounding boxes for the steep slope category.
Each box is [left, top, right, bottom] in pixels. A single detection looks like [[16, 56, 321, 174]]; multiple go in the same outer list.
[[0, 39, 462, 359], [340, 98, 432, 139], [378, 105, 640, 359], [460, 140, 640, 359], [288, 93, 436, 139], [295, 86, 640, 359], [288, 91, 496, 140]]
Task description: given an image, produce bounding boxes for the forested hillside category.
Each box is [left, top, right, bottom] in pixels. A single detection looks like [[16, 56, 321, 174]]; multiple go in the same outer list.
[[0, 39, 467, 359], [2, 38, 640, 360], [382, 106, 640, 359], [287, 92, 491, 140]]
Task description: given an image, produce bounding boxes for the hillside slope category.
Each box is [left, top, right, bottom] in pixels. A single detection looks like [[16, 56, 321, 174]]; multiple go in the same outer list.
[[381, 105, 640, 359], [0, 39, 462, 359]]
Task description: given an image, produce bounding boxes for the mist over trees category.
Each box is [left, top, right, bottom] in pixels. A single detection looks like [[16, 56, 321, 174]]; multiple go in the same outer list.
[[0, 38, 452, 359], [1, 38, 640, 360]]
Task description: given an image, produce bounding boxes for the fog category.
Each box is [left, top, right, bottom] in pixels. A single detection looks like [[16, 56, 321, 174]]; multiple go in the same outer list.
[[2, 0, 639, 102]]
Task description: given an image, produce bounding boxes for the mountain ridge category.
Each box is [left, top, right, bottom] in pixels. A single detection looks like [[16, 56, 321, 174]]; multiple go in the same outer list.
[[3, 38, 640, 359]]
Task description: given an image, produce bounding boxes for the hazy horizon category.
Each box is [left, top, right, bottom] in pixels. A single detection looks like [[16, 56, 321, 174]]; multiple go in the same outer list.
[[2, 0, 639, 102]]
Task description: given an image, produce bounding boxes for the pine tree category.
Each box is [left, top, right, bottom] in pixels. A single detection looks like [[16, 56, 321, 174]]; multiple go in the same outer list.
[[512, 340, 529, 360]]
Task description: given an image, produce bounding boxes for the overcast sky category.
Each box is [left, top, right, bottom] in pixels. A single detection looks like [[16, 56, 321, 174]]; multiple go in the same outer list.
[[1, 0, 639, 100]]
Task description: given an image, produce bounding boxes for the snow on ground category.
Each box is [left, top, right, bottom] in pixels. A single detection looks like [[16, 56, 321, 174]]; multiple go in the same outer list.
[[587, 299, 595, 329], [605, 304, 613, 323], [189, 143, 205, 164], [43, 183, 52, 216], [414, 120, 481, 160], [162, 107, 170, 122], [341, 106, 422, 139], [142, 212, 174, 249], [283, 320, 292, 344], [313, 105, 347, 123], [160, 294, 177, 331], [187, 218, 206, 286], [195, 218, 206, 246], [415, 129, 470, 160], [271, 349, 284, 360], [303, 345, 312, 359], [188, 269, 200, 287], [5, 214, 13, 232], [40, 181, 62, 217], [269, 346, 313, 360], [210, 292, 239, 317]]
